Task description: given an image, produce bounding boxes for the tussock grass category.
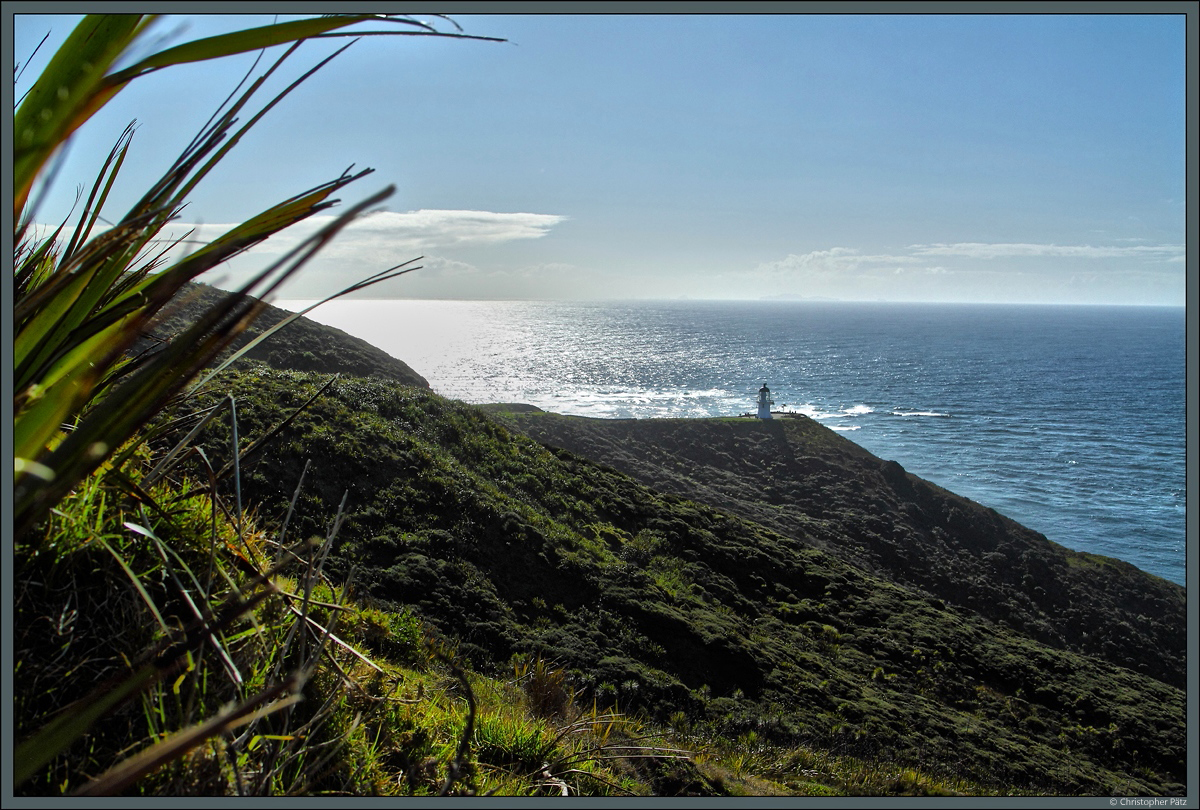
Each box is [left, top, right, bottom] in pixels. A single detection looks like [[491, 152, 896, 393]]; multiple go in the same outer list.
[[11, 13, 504, 796]]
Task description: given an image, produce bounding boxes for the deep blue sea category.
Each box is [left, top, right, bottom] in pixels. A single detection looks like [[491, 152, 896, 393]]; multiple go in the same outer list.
[[278, 299, 1188, 587]]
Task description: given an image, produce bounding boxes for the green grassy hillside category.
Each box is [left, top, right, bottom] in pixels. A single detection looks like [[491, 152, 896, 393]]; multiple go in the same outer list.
[[138, 282, 429, 388], [18, 16, 1184, 797], [178, 363, 1186, 796], [497, 410, 1186, 689]]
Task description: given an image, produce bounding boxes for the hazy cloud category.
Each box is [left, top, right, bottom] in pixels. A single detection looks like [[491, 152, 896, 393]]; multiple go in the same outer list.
[[418, 255, 480, 278], [745, 239, 1185, 304], [152, 209, 568, 262], [347, 209, 569, 249], [908, 242, 1185, 261], [756, 248, 921, 276], [757, 242, 1187, 284]]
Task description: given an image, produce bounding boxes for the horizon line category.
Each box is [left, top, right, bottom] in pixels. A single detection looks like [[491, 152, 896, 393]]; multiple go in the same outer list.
[[262, 294, 1187, 309]]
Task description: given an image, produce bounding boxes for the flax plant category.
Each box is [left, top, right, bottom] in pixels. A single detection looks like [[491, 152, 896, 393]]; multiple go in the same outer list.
[[14, 13, 500, 538], [12, 13, 500, 794]]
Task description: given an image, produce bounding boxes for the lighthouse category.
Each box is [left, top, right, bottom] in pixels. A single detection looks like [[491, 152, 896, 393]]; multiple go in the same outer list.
[[756, 384, 774, 419]]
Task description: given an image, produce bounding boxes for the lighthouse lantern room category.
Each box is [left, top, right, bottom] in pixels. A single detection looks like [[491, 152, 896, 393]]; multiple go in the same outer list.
[[756, 384, 773, 419]]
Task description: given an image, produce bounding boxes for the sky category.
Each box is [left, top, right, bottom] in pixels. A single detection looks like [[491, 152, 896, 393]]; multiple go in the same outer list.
[[11, 10, 1190, 305]]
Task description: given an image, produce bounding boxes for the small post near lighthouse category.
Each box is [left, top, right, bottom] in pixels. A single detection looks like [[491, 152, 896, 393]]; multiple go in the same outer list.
[[757, 384, 774, 419]]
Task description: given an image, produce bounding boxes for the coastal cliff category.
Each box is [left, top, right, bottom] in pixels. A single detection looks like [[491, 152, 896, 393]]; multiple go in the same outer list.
[[170, 293, 1186, 795], [25, 289, 1182, 796], [139, 282, 430, 388], [497, 410, 1186, 690]]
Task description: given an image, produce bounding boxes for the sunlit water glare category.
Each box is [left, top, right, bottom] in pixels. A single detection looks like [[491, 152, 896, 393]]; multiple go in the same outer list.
[[276, 298, 1187, 586]]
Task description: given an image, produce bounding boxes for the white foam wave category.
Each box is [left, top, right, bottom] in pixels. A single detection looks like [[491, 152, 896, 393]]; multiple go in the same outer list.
[[891, 410, 951, 418], [789, 403, 875, 421]]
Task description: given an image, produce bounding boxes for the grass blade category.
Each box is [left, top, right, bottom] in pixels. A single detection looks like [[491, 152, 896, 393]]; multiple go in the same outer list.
[[13, 14, 151, 212], [72, 676, 303, 797], [13, 664, 161, 788]]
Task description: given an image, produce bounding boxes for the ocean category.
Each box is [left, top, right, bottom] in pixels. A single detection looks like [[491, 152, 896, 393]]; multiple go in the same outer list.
[[275, 299, 1188, 587]]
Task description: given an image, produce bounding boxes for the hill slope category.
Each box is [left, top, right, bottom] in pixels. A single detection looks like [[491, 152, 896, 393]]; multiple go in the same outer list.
[[139, 282, 429, 387], [181, 364, 1186, 796], [494, 410, 1186, 690]]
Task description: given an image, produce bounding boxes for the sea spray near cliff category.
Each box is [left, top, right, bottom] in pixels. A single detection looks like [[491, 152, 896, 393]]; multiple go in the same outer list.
[[276, 298, 1186, 586]]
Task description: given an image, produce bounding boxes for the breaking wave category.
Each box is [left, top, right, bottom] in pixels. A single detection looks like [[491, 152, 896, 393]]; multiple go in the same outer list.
[[278, 298, 1186, 585]]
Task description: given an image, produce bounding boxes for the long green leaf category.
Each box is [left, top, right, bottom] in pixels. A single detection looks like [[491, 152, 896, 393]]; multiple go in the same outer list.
[[141, 400, 230, 489], [104, 15, 388, 83], [13, 663, 161, 788], [13, 15, 153, 213], [14, 165, 374, 495], [61, 122, 136, 264], [13, 368, 90, 467], [17, 309, 140, 409], [172, 42, 359, 209], [14, 576, 283, 789], [191, 257, 423, 391], [14, 226, 64, 296], [13, 220, 149, 388], [73, 679, 303, 797], [15, 14, 364, 213], [14, 167, 361, 428], [14, 185, 394, 537]]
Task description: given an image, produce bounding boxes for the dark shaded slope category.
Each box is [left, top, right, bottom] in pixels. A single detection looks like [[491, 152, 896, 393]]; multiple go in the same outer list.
[[137, 282, 429, 387], [499, 412, 1186, 690], [181, 370, 1186, 796]]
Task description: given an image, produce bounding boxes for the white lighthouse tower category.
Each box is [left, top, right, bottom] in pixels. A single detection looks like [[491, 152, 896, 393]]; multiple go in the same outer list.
[[756, 384, 774, 419]]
